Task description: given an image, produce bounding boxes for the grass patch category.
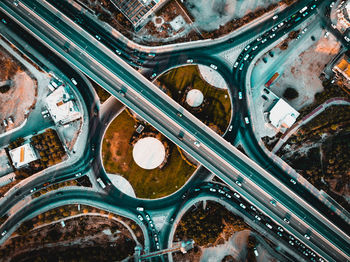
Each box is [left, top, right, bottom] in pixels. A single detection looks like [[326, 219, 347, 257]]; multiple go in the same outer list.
[[156, 65, 231, 134], [102, 110, 196, 199]]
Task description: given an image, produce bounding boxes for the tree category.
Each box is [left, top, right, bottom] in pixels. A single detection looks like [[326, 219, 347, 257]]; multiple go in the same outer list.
[[283, 87, 299, 100]]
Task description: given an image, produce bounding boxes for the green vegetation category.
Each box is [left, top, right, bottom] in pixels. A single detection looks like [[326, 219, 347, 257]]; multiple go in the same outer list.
[[32, 176, 92, 199], [157, 65, 231, 134], [283, 87, 299, 100], [279, 105, 350, 211], [102, 110, 196, 199], [91, 79, 110, 103], [175, 201, 251, 246], [1, 204, 143, 261]]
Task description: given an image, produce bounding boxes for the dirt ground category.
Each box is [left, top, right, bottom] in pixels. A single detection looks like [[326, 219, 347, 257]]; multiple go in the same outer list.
[[0, 47, 37, 134], [272, 29, 341, 110]]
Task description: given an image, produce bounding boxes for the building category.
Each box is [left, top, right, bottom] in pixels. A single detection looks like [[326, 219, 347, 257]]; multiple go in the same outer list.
[[110, 0, 169, 29], [333, 54, 350, 81], [267, 99, 300, 133], [45, 85, 81, 125], [9, 143, 38, 168]]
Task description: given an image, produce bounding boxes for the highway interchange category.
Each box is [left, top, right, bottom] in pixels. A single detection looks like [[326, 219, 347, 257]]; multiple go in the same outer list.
[[0, 0, 350, 261]]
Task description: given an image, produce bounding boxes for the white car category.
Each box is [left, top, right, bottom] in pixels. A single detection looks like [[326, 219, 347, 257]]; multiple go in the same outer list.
[[238, 91, 243, 100], [235, 180, 242, 187], [233, 192, 240, 198], [30, 188, 37, 193], [150, 73, 157, 79], [252, 45, 258, 51], [1, 231, 6, 237], [266, 223, 273, 229], [115, 49, 122, 55], [75, 173, 82, 177], [137, 215, 143, 221], [186, 59, 193, 63], [239, 203, 246, 209], [272, 15, 278, 20], [344, 36, 350, 42], [225, 193, 232, 199], [290, 178, 297, 184], [255, 215, 261, 221], [257, 37, 262, 41], [194, 141, 200, 147], [304, 234, 311, 240], [272, 26, 277, 32], [261, 38, 267, 43], [269, 33, 276, 38], [228, 125, 233, 131], [233, 61, 239, 68], [244, 54, 250, 61], [331, 23, 336, 29], [136, 207, 144, 212], [209, 188, 216, 192], [210, 64, 218, 70], [95, 35, 101, 41], [244, 117, 250, 124], [244, 45, 250, 51], [278, 22, 284, 28]]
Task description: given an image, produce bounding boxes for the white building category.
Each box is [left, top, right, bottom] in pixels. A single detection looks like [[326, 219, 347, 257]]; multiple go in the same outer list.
[[268, 99, 300, 133], [46, 85, 81, 125], [9, 143, 38, 168]]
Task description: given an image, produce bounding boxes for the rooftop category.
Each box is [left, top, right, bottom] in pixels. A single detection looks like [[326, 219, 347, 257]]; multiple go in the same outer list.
[[268, 99, 300, 133], [333, 55, 350, 80], [9, 143, 38, 168]]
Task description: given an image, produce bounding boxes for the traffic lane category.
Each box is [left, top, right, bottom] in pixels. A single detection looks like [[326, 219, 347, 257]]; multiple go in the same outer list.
[[6, 0, 348, 258]]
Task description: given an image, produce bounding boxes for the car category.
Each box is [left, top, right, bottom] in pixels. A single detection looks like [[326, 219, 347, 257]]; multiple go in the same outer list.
[[148, 53, 156, 57], [150, 73, 157, 79], [1, 231, 7, 237], [269, 33, 276, 38], [115, 49, 122, 55], [244, 45, 250, 51], [95, 35, 101, 40], [277, 231, 283, 237], [218, 189, 225, 194], [272, 15, 278, 20], [194, 188, 201, 192], [228, 125, 233, 132], [302, 11, 308, 17], [278, 22, 284, 28], [304, 233, 310, 240], [137, 215, 143, 221], [252, 45, 258, 51], [176, 111, 183, 117], [30, 188, 37, 193], [272, 26, 277, 32], [210, 64, 218, 70], [263, 88, 270, 94], [186, 59, 193, 63], [261, 38, 267, 43], [257, 37, 262, 41], [344, 36, 350, 42], [75, 173, 82, 177], [250, 206, 257, 212], [233, 192, 240, 198], [244, 117, 250, 124], [136, 207, 144, 212], [156, 243, 160, 250], [262, 95, 268, 101], [209, 188, 216, 192], [283, 217, 290, 224], [266, 223, 273, 229], [233, 61, 239, 68], [235, 180, 242, 187], [244, 54, 250, 61], [238, 91, 243, 100], [225, 193, 232, 199], [330, 2, 335, 8], [290, 178, 297, 184], [289, 240, 294, 246], [255, 215, 262, 221], [13, 1, 18, 6], [154, 235, 158, 241], [311, 4, 316, 10], [289, 235, 294, 240], [239, 63, 244, 71], [71, 78, 78, 85], [240, 203, 246, 209], [277, 226, 284, 232], [270, 199, 277, 206], [331, 23, 336, 29], [1, 18, 7, 24], [302, 27, 308, 34], [324, 32, 329, 38], [194, 141, 200, 147], [8, 116, 14, 125], [2, 119, 8, 127]]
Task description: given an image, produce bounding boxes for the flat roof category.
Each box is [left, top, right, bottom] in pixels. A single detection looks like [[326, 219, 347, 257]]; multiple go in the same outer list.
[[9, 143, 38, 168], [334, 56, 350, 79], [269, 99, 299, 130]]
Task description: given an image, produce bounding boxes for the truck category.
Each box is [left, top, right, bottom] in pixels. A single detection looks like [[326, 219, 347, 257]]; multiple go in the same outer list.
[[264, 72, 279, 88], [96, 178, 106, 189]]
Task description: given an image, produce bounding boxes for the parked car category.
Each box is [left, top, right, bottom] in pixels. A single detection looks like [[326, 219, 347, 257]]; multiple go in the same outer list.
[[210, 64, 218, 70]]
